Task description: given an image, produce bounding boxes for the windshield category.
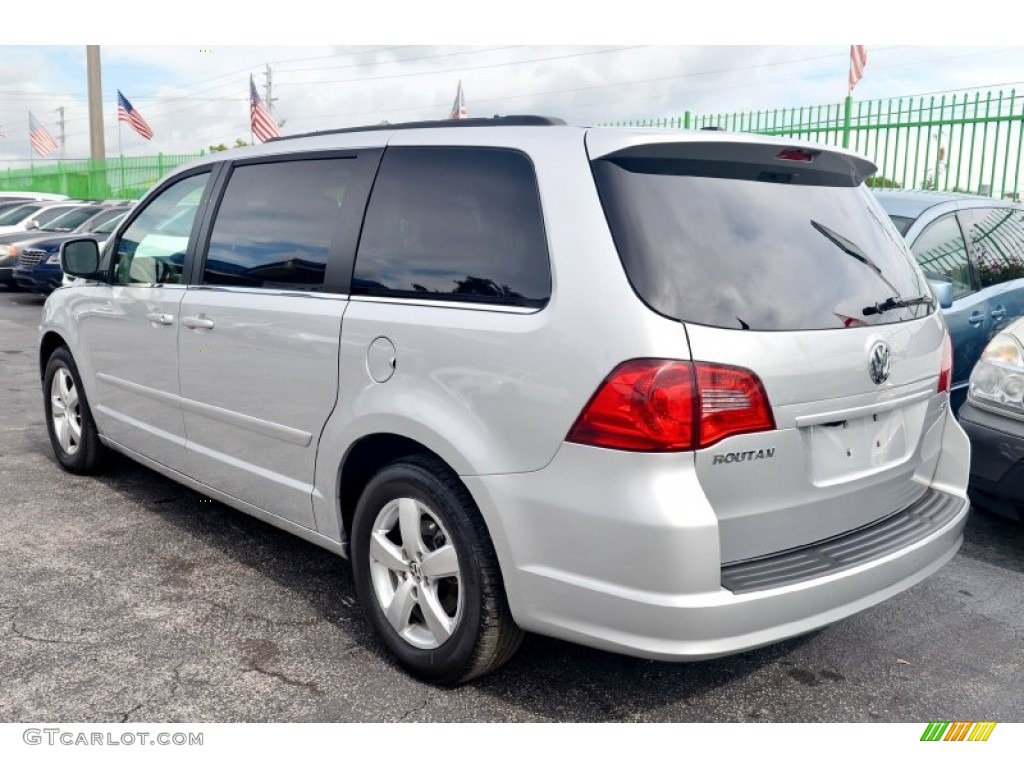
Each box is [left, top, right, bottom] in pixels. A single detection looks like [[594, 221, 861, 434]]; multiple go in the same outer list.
[[592, 157, 931, 331], [33, 206, 80, 227], [94, 212, 127, 234], [41, 206, 102, 232], [77, 207, 128, 232], [0, 204, 41, 225]]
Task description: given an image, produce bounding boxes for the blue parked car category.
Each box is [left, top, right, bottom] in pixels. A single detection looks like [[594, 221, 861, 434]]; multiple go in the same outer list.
[[12, 210, 128, 295], [874, 190, 1024, 411]]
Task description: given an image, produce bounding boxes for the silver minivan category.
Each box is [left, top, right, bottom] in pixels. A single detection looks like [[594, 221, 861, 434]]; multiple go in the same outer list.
[[42, 117, 970, 683]]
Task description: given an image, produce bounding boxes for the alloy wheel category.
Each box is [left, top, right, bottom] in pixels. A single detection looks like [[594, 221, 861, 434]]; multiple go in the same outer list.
[[50, 364, 82, 456], [367, 497, 462, 649]]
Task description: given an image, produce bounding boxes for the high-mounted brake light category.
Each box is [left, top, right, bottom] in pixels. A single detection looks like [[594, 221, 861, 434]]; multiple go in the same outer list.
[[938, 332, 953, 393], [776, 149, 816, 162], [566, 359, 775, 452]]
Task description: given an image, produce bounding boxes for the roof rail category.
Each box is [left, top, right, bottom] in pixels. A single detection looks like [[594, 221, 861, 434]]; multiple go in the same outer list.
[[266, 115, 567, 143]]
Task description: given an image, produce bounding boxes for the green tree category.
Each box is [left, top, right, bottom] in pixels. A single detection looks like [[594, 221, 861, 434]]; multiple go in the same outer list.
[[208, 138, 250, 153], [865, 175, 901, 189]]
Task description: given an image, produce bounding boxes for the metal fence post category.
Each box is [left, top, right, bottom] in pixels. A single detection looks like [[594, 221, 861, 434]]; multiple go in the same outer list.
[[842, 96, 852, 149]]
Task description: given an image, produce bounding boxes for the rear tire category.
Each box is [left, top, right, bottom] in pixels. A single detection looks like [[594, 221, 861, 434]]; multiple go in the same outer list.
[[43, 346, 108, 474], [351, 455, 523, 684]]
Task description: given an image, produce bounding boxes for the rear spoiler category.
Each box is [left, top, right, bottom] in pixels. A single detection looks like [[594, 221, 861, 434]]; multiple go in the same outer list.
[[585, 130, 877, 188]]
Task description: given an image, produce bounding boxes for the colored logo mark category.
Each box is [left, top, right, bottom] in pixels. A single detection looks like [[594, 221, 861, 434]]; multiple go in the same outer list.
[[921, 721, 997, 741]]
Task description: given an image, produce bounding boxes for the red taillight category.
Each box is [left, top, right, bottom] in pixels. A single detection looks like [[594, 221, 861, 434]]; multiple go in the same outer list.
[[696, 363, 776, 446], [775, 149, 816, 162], [938, 332, 953, 393], [566, 359, 775, 452]]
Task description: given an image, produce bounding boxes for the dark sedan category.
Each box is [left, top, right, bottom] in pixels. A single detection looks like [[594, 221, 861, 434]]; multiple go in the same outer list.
[[11, 211, 127, 295], [0, 204, 130, 288]]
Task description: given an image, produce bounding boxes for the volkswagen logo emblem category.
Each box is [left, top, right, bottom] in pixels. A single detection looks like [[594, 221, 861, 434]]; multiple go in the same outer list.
[[869, 342, 891, 385]]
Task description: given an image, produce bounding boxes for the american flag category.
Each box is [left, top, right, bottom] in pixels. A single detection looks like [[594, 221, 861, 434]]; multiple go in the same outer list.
[[28, 112, 58, 158], [250, 75, 280, 142], [117, 90, 154, 140], [449, 80, 467, 120], [849, 45, 868, 93]]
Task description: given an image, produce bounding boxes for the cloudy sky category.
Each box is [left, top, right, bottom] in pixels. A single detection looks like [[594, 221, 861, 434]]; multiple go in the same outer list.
[[1, 5, 1020, 163]]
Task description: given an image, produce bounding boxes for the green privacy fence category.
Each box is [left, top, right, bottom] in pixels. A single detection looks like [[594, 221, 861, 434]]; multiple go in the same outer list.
[[0, 152, 205, 200], [611, 88, 1024, 200]]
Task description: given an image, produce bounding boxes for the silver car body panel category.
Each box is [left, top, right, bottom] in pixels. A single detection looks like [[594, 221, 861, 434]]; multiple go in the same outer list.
[[41, 124, 972, 661], [70, 284, 189, 469], [177, 286, 345, 530]]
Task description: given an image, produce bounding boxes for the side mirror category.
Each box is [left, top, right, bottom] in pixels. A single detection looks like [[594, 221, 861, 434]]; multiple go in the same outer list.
[[25, 219, 39, 231], [60, 238, 102, 279], [927, 278, 954, 310]]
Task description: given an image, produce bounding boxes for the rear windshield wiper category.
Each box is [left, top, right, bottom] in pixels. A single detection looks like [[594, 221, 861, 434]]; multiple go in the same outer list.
[[862, 294, 934, 316], [810, 219, 916, 312]]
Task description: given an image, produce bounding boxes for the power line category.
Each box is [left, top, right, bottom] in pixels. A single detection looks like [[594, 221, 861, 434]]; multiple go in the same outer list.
[[275, 45, 522, 75], [278, 47, 904, 128], [126, 44, 415, 98], [274, 45, 652, 87], [13, 45, 1024, 153]]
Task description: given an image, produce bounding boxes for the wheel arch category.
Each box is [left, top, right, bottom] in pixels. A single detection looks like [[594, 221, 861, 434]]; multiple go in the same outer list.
[[337, 433, 458, 540], [39, 330, 69, 379]]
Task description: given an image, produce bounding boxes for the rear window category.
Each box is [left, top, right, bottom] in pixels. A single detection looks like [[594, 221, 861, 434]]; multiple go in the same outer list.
[[888, 215, 915, 236], [592, 156, 932, 331]]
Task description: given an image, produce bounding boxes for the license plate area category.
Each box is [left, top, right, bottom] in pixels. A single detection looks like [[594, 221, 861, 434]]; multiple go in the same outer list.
[[808, 409, 909, 485]]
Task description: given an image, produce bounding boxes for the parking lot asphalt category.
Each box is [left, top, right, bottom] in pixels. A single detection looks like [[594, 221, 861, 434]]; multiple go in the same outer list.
[[1, 286, 1022, 723]]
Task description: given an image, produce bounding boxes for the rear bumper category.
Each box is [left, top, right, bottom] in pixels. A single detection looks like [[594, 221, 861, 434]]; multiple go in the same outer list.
[[464, 411, 970, 661], [960, 400, 1024, 519]]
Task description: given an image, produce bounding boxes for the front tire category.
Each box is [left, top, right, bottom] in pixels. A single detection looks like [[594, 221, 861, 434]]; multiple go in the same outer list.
[[351, 456, 523, 684], [43, 346, 108, 474]]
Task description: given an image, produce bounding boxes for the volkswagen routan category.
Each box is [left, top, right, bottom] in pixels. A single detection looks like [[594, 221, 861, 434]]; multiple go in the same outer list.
[[42, 116, 970, 683]]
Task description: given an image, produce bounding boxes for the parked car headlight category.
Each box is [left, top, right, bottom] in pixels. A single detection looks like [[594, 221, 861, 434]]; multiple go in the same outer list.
[[45, 252, 61, 265], [969, 333, 1024, 414], [0, 245, 17, 258]]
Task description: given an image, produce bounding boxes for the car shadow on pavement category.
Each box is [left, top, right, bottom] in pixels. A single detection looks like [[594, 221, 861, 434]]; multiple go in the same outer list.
[[961, 507, 1024, 575], [4, 291, 46, 307], [87, 456, 821, 720]]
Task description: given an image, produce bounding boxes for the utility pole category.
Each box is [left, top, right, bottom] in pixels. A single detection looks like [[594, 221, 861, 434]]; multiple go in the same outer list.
[[264, 64, 276, 118], [56, 106, 66, 160], [264, 64, 285, 130], [86, 45, 105, 161]]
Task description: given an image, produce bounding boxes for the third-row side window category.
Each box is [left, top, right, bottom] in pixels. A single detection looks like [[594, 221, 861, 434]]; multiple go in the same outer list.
[[352, 147, 551, 308]]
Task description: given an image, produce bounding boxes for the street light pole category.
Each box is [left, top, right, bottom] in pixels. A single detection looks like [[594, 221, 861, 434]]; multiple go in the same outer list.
[[86, 45, 105, 161]]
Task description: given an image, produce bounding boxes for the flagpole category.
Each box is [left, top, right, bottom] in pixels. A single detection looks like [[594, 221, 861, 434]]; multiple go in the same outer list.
[[843, 47, 853, 149]]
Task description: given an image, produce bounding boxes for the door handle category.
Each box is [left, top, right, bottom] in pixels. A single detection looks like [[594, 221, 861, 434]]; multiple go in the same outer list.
[[968, 312, 985, 326], [145, 312, 174, 325], [182, 315, 215, 330], [991, 307, 1007, 320]]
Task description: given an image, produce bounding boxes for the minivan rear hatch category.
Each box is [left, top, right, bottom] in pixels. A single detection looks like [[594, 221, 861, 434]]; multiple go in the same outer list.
[[588, 132, 949, 564]]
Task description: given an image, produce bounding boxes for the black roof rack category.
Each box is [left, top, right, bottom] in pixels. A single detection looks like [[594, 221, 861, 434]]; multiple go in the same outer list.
[[266, 115, 566, 143]]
